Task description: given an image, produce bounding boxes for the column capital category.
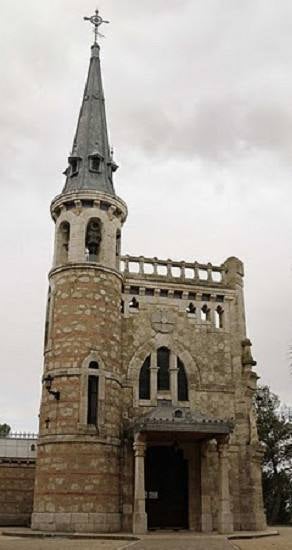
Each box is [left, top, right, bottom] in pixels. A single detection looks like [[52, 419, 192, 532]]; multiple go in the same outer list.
[[201, 438, 216, 457], [216, 436, 230, 456], [133, 438, 146, 458]]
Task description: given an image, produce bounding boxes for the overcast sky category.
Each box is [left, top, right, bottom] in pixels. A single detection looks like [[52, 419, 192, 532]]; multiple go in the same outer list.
[[1, 0, 292, 432]]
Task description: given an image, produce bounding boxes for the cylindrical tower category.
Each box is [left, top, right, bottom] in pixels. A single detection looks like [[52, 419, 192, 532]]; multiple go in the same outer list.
[[32, 30, 128, 533]]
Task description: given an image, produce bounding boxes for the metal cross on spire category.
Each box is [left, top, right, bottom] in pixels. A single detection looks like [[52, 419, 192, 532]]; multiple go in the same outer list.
[[84, 9, 109, 44]]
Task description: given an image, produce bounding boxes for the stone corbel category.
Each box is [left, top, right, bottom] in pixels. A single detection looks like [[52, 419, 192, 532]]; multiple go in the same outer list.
[[242, 338, 257, 369], [74, 200, 82, 215], [107, 205, 116, 220]]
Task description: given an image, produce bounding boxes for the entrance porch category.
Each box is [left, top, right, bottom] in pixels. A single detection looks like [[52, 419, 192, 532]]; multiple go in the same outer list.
[[131, 402, 234, 535]]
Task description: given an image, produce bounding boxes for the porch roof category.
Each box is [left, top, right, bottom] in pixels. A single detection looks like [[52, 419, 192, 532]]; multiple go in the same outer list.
[[133, 401, 233, 436]]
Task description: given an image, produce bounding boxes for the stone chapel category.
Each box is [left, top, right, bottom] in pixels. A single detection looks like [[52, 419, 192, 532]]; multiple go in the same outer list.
[[30, 12, 266, 535]]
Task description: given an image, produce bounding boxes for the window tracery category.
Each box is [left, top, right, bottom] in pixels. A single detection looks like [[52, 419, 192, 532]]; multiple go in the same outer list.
[[138, 348, 188, 403]]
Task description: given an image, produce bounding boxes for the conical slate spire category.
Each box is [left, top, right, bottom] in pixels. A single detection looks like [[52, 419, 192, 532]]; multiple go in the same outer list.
[[62, 42, 117, 195]]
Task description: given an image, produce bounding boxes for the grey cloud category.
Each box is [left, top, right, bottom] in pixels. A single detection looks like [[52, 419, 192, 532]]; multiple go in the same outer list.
[[1, 0, 292, 430]]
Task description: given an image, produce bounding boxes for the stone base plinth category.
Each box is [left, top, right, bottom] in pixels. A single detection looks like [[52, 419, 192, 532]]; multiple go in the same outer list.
[[31, 512, 121, 533], [132, 512, 147, 534], [201, 512, 213, 533], [240, 513, 267, 532], [0, 513, 31, 527], [218, 512, 234, 534]]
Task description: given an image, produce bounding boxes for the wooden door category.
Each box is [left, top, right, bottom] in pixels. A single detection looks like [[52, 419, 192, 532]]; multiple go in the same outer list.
[[145, 446, 188, 530]]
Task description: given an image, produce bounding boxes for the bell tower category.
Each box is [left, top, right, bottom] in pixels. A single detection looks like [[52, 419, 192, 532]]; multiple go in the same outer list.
[[32, 11, 127, 533]]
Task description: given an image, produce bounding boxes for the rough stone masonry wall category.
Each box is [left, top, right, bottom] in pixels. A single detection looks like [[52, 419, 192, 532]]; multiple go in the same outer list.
[[120, 266, 266, 531], [0, 460, 35, 526], [32, 265, 123, 532]]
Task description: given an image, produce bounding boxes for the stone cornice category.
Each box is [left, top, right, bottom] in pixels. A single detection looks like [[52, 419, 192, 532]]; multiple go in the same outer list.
[[50, 190, 127, 222], [49, 263, 123, 282], [37, 434, 121, 446]]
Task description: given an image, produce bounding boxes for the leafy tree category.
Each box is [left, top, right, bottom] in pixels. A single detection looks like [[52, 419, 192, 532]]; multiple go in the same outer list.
[[255, 385, 292, 524], [0, 423, 11, 436]]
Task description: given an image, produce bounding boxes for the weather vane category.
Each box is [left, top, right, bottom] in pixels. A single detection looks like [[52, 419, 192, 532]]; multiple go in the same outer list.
[[84, 9, 109, 44]]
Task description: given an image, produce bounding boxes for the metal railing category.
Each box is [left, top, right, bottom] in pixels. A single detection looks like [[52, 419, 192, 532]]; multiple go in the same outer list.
[[0, 432, 38, 440]]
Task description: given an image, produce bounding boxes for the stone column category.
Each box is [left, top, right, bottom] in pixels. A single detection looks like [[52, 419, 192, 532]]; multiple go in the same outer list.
[[150, 351, 158, 405], [133, 435, 147, 534], [246, 443, 267, 530], [217, 441, 233, 534], [169, 351, 178, 404], [200, 440, 213, 532], [183, 443, 201, 530]]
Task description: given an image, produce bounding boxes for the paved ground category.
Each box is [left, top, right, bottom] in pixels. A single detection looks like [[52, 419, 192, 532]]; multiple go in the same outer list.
[[232, 526, 292, 550], [131, 535, 233, 550], [0, 528, 291, 550], [0, 533, 233, 550], [0, 537, 128, 550]]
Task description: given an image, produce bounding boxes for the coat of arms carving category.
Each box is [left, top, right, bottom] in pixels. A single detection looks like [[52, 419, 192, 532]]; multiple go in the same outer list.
[[151, 310, 176, 333]]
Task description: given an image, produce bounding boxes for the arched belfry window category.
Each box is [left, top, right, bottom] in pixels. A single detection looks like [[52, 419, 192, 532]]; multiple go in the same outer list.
[[177, 358, 188, 401], [139, 356, 150, 400], [56, 221, 70, 265], [157, 347, 170, 391], [85, 218, 102, 262], [116, 229, 121, 268]]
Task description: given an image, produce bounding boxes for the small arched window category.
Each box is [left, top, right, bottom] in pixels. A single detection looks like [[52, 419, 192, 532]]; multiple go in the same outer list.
[[157, 347, 170, 391], [89, 361, 99, 369], [44, 286, 51, 348], [85, 218, 102, 262], [215, 305, 224, 329], [201, 304, 211, 322], [87, 375, 98, 425], [139, 356, 150, 400], [177, 358, 188, 401], [56, 221, 70, 265]]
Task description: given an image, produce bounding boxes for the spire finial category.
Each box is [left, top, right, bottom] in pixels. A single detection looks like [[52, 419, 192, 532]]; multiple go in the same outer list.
[[84, 8, 109, 45]]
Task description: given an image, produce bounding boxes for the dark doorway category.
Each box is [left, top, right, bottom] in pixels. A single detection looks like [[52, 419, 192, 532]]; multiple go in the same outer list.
[[145, 445, 189, 530]]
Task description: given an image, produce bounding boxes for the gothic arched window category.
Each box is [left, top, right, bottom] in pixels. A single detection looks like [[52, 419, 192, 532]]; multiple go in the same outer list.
[[157, 347, 170, 391], [177, 358, 188, 401], [137, 349, 189, 404], [139, 356, 150, 400], [85, 218, 102, 262]]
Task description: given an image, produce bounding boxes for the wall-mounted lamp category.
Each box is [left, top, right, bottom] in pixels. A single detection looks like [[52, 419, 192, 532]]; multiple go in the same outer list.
[[43, 374, 60, 400]]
